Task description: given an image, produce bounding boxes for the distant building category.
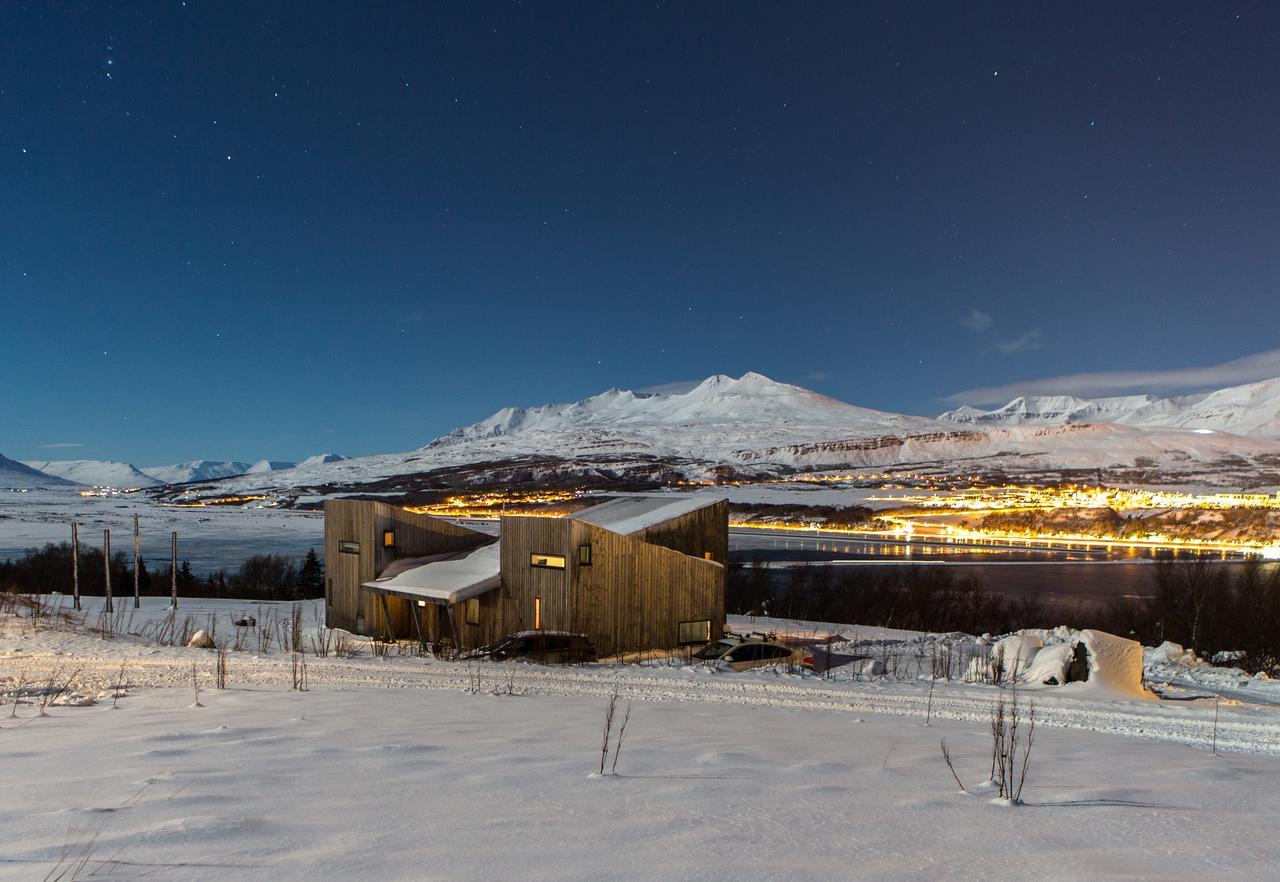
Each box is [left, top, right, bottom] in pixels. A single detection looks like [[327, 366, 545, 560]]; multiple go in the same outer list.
[[324, 496, 727, 657]]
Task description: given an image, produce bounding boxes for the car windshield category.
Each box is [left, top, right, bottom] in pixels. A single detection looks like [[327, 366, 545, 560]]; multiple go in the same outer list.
[[693, 639, 738, 660]]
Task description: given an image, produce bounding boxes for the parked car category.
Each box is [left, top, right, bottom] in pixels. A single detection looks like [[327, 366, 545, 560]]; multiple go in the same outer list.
[[694, 638, 804, 672], [469, 631, 598, 665]]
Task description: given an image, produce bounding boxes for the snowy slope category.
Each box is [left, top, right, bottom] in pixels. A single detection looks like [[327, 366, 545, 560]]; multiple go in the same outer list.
[[0, 454, 77, 489], [186, 372, 1280, 496], [142, 460, 252, 484], [245, 459, 297, 474], [297, 453, 349, 468], [22, 459, 161, 488], [941, 377, 1280, 439], [429, 372, 941, 458]]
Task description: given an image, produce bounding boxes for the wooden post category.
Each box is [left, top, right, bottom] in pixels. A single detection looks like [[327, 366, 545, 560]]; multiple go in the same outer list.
[[133, 513, 141, 609], [170, 531, 178, 610], [71, 522, 80, 611], [103, 529, 113, 613]]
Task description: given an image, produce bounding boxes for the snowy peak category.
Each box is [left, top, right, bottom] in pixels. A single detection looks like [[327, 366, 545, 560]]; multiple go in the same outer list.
[[245, 460, 297, 474], [428, 372, 938, 451], [941, 377, 1280, 439], [0, 454, 76, 489], [21, 459, 162, 488], [298, 453, 349, 468], [143, 460, 253, 484]]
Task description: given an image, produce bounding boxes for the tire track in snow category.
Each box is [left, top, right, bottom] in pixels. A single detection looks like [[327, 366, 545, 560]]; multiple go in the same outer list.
[[6, 651, 1280, 755]]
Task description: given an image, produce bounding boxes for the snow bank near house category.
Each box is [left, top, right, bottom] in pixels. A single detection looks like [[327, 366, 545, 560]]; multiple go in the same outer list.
[[1077, 629, 1150, 698], [969, 627, 1154, 699]]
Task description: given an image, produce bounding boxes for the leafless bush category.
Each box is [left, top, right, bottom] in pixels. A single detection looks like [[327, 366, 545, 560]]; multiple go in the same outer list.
[[290, 603, 304, 653], [598, 688, 620, 775], [257, 613, 275, 654], [8, 672, 26, 717], [290, 651, 308, 691], [940, 739, 966, 793], [610, 700, 632, 774], [310, 607, 333, 657], [191, 662, 202, 708], [370, 638, 390, 658], [215, 644, 228, 690], [112, 661, 128, 708], [38, 666, 81, 716], [989, 682, 1036, 803], [333, 632, 359, 658]]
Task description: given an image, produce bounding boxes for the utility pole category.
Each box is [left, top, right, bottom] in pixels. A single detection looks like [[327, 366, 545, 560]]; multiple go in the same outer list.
[[170, 531, 178, 610], [133, 513, 141, 609], [71, 522, 80, 611], [103, 529, 113, 613]]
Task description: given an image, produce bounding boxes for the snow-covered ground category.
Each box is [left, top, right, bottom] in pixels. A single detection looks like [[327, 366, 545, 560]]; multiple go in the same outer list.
[[5, 598, 1280, 879], [0, 489, 323, 573]]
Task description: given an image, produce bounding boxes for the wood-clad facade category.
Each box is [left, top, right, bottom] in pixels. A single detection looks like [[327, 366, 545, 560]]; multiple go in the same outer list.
[[325, 497, 727, 657], [323, 499, 494, 636]]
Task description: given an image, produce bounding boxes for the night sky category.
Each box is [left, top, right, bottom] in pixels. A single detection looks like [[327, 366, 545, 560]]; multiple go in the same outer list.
[[4, 2, 1278, 463]]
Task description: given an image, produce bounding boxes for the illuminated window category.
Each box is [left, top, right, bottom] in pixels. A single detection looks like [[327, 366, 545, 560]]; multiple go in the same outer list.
[[530, 552, 566, 570], [534, 597, 542, 629], [465, 598, 480, 625], [382, 530, 395, 549], [678, 620, 712, 644], [577, 544, 592, 566], [339, 540, 360, 554], [704, 551, 713, 560]]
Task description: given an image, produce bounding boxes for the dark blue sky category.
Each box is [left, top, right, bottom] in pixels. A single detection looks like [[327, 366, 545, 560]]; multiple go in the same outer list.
[[4, 2, 1278, 463]]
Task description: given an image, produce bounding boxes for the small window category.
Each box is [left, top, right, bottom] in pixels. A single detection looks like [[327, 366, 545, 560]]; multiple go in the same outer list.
[[678, 620, 712, 645], [704, 551, 713, 560], [382, 530, 395, 549], [465, 597, 480, 625], [577, 544, 592, 566], [530, 553, 566, 570], [338, 540, 360, 554], [534, 596, 542, 630]]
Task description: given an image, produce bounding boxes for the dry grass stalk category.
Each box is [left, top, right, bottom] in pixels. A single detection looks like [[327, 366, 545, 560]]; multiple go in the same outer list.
[[940, 739, 966, 793], [598, 688, 620, 775]]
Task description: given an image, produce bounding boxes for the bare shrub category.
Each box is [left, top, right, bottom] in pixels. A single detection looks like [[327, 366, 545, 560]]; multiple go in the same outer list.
[[989, 682, 1036, 803], [215, 644, 228, 690], [940, 739, 966, 793], [191, 662, 202, 708], [290, 651, 308, 691], [333, 632, 359, 658], [610, 700, 633, 775], [598, 688, 620, 775]]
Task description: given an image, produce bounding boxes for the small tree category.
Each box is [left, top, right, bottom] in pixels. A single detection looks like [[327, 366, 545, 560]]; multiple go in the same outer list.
[[299, 549, 324, 598]]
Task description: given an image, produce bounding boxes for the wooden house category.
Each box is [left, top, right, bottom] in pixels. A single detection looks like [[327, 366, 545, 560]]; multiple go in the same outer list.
[[324, 495, 727, 657]]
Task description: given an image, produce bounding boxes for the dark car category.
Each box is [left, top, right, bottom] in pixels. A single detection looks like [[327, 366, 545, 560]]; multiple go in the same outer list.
[[473, 631, 598, 665]]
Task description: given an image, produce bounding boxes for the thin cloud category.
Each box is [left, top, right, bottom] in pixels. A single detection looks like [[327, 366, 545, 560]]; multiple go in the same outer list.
[[946, 347, 1280, 405], [992, 329, 1042, 355], [637, 379, 703, 395], [804, 371, 831, 382], [38, 442, 84, 449], [961, 308, 994, 332]]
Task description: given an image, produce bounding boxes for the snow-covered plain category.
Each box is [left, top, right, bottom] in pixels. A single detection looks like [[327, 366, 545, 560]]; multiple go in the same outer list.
[[5, 598, 1280, 879], [0, 489, 323, 574]]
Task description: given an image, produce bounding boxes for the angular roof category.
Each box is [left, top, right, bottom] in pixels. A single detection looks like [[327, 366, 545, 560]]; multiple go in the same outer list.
[[569, 494, 720, 536], [362, 541, 501, 605]]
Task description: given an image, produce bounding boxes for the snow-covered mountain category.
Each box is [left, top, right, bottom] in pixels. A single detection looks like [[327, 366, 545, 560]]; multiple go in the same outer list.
[[22, 460, 161, 489], [429, 372, 940, 459], [0, 455, 77, 489], [297, 453, 349, 468], [142, 460, 253, 485], [245, 460, 297, 474], [940, 377, 1280, 439], [179, 372, 1280, 497]]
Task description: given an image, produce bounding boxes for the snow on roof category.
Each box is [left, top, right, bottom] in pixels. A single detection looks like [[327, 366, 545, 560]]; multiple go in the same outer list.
[[570, 494, 719, 536], [363, 541, 501, 605]]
